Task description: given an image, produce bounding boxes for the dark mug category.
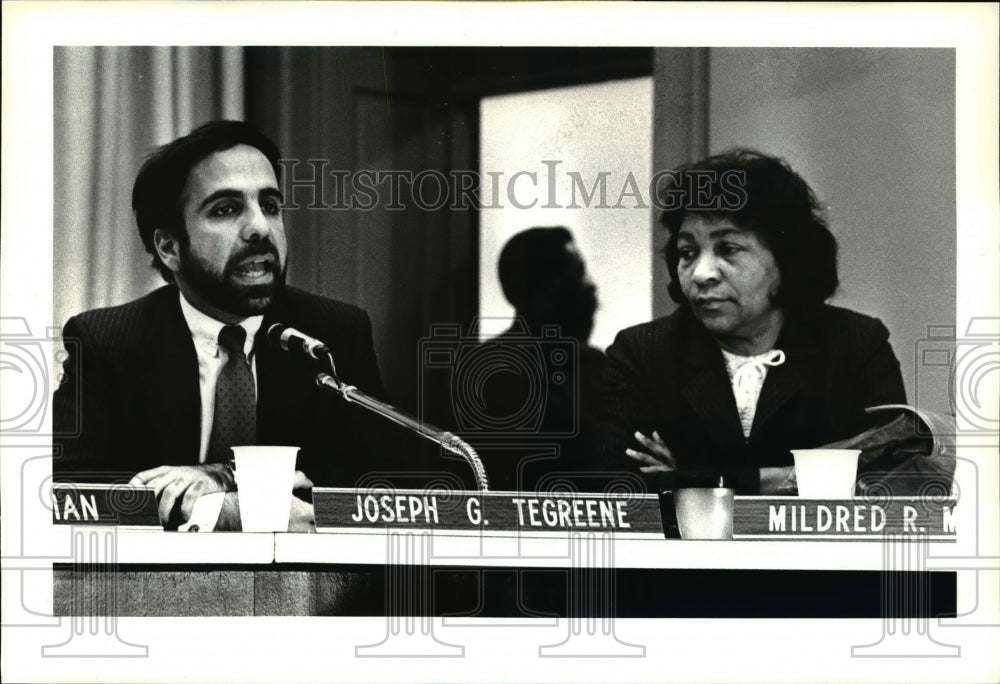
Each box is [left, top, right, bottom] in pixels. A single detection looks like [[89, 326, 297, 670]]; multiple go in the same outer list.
[[657, 490, 682, 539]]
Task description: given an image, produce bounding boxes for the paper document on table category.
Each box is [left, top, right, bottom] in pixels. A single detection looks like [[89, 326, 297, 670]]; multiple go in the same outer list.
[[178, 492, 226, 532]]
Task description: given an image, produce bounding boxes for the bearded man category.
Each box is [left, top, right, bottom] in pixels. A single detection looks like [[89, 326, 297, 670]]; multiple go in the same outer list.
[[53, 120, 393, 528]]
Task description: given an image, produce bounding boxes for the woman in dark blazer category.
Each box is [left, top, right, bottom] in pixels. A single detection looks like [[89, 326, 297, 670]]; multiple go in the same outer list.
[[599, 149, 906, 494]]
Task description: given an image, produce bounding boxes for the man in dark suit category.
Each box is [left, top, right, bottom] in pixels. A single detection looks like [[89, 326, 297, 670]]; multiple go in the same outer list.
[[53, 120, 396, 527]]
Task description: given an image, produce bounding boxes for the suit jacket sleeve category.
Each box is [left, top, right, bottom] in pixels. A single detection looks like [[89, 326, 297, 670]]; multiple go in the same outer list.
[[286, 298, 420, 487], [53, 315, 116, 480], [592, 326, 663, 489], [350, 307, 387, 400], [343, 306, 402, 463], [592, 309, 909, 495], [840, 314, 908, 435], [593, 323, 755, 493], [344, 308, 438, 483]]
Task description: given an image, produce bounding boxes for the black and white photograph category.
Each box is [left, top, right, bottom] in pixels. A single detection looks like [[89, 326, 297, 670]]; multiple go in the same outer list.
[[2, 3, 998, 683]]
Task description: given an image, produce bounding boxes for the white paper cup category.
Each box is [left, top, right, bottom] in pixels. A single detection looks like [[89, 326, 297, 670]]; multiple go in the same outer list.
[[791, 449, 861, 499], [231, 446, 299, 532], [674, 488, 735, 540]]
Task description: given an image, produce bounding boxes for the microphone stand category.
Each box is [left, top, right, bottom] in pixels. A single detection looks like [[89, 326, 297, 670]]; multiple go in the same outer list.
[[315, 370, 490, 492]]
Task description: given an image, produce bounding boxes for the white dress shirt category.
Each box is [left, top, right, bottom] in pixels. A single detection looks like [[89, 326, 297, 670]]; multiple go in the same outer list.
[[178, 292, 264, 463]]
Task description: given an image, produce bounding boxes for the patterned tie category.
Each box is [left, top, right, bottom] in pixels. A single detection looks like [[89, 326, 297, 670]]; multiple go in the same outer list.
[[207, 325, 256, 462]]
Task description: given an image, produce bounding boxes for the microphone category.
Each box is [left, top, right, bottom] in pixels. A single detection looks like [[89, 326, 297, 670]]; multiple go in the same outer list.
[[267, 323, 330, 361], [269, 322, 490, 490]]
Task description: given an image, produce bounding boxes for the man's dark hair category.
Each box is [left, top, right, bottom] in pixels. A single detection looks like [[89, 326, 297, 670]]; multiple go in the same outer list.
[[131, 120, 283, 282], [498, 226, 575, 311], [660, 148, 839, 313]]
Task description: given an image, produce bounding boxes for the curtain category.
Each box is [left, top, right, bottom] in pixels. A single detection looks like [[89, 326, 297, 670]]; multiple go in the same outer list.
[[244, 47, 480, 413], [53, 46, 244, 330]]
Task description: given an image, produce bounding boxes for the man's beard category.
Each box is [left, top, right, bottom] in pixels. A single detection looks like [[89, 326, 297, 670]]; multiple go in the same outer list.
[[178, 240, 286, 317]]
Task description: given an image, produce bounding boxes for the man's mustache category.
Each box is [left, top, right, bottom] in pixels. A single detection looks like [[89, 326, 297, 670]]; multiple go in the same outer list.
[[226, 240, 281, 271]]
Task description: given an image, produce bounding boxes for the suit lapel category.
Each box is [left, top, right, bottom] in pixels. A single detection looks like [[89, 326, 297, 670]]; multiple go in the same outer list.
[[141, 289, 314, 462], [750, 315, 818, 438], [143, 289, 201, 463], [676, 314, 746, 452]]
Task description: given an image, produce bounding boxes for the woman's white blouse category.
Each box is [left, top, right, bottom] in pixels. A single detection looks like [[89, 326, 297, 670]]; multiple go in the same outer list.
[[720, 348, 786, 438]]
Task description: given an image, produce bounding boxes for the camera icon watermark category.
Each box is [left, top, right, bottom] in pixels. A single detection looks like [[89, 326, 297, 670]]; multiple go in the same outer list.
[[418, 318, 579, 439], [0, 317, 80, 437], [913, 317, 999, 437]]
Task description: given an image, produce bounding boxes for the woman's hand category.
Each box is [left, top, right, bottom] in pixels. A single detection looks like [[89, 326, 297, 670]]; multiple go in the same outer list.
[[760, 466, 797, 495], [625, 430, 677, 474]]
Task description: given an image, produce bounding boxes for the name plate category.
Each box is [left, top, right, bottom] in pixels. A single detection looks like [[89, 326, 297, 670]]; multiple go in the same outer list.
[[314, 488, 664, 535], [733, 497, 957, 540], [51, 483, 160, 527], [316, 490, 957, 541]]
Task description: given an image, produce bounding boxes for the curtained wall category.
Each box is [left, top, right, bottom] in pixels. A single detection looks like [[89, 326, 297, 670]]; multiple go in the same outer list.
[[243, 47, 481, 415], [53, 46, 244, 331]]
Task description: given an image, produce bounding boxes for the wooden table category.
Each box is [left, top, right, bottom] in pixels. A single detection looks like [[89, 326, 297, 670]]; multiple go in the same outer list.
[[53, 528, 957, 617]]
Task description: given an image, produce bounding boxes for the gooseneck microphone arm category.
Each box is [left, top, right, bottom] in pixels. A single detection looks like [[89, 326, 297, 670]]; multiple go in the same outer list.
[[315, 372, 489, 492], [267, 324, 489, 491]]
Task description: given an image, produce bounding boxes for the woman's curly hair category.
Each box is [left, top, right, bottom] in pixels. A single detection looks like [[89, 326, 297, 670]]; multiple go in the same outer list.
[[660, 148, 839, 313]]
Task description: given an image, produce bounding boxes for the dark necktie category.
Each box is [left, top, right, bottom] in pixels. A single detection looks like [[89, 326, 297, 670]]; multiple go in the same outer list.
[[207, 325, 256, 462]]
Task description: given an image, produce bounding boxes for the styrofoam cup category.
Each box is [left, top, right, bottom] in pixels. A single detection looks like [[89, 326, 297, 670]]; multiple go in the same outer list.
[[231, 446, 299, 532], [791, 449, 861, 498]]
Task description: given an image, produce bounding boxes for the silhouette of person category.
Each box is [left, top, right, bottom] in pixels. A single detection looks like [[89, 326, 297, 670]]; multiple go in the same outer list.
[[470, 226, 607, 492]]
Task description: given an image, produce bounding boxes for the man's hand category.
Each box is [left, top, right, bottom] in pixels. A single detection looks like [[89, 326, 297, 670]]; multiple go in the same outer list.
[[213, 470, 316, 532], [625, 430, 677, 474], [129, 464, 236, 528], [292, 469, 314, 492]]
